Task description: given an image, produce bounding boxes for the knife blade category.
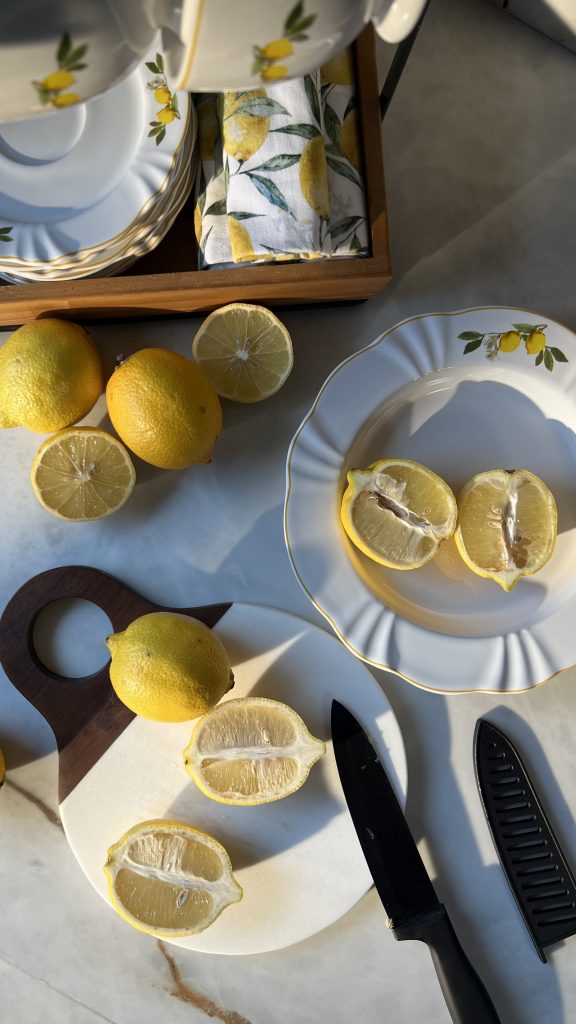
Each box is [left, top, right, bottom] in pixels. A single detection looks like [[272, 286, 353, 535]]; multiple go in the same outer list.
[[331, 700, 501, 1024]]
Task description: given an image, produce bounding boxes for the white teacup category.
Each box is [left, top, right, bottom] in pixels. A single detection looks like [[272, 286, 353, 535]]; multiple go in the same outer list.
[[0, 0, 427, 124]]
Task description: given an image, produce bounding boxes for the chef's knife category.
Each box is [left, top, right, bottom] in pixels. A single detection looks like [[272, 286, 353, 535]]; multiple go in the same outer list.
[[475, 718, 576, 962], [331, 700, 500, 1024]]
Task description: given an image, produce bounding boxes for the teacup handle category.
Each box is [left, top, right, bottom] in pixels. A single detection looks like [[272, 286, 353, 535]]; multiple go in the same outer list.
[[0, 565, 231, 802], [373, 0, 429, 45]]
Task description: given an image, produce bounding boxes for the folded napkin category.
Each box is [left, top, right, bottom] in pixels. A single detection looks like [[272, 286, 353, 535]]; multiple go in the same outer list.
[[194, 49, 369, 269]]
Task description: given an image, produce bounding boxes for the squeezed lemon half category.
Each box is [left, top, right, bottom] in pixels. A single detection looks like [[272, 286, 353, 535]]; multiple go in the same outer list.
[[192, 303, 293, 403], [31, 428, 135, 521], [454, 468, 557, 591], [183, 697, 326, 806], [104, 819, 242, 937], [340, 458, 458, 570]]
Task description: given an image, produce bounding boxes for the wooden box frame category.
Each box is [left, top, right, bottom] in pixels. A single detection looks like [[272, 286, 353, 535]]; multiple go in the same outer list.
[[0, 28, 390, 326]]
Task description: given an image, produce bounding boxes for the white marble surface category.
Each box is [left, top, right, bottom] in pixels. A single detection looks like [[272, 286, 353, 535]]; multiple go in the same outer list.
[[2, 0, 576, 1021]]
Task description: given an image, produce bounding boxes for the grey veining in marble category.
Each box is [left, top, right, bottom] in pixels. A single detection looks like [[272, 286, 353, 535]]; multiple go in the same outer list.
[[2, 0, 576, 1021]]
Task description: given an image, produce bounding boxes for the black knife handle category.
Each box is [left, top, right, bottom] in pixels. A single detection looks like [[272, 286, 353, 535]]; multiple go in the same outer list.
[[395, 905, 501, 1024]]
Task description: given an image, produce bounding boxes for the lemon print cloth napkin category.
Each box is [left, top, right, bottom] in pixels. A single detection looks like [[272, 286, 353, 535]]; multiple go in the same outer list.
[[194, 49, 369, 268]]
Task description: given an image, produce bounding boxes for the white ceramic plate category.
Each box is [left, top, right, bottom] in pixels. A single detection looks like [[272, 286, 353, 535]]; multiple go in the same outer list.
[[0, 142, 198, 282], [0, 53, 193, 268], [62, 603, 407, 955], [285, 307, 576, 693]]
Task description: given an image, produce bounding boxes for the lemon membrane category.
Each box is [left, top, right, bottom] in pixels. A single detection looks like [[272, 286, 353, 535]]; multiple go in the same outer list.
[[455, 468, 557, 591], [340, 459, 458, 570]]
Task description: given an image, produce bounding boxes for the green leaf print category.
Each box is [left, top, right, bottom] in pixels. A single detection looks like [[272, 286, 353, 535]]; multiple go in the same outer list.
[[251, 154, 301, 171], [304, 75, 321, 126], [205, 199, 227, 216], [285, 1, 304, 33], [0, 227, 13, 242], [323, 102, 342, 151], [512, 323, 539, 333], [330, 215, 364, 239], [228, 97, 289, 118], [326, 155, 362, 188], [544, 348, 554, 371], [270, 124, 321, 139], [228, 211, 265, 220], [246, 173, 290, 212], [550, 347, 568, 362]]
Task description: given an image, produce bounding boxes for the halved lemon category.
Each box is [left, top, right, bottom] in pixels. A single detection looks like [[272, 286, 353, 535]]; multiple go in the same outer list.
[[104, 819, 242, 937], [340, 459, 458, 569], [454, 468, 557, 591], [192, 303, 293, 403], [31, 427, 135, 521], [183, 697, 326, 806]]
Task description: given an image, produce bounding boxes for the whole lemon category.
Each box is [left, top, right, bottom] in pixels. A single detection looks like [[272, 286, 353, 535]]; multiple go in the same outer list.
[[106, 348, 222, 469], [525, 330, 546, 355], [499, 330, 521, 353], [0, 319, 103, 432], [260, 39, 293, 61], [106, 612, 234, 722]]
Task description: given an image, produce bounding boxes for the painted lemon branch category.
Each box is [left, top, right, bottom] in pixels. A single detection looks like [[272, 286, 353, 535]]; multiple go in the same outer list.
[[252, 0, 317, 81], [32, 32, 87, 108], [146, 52, 180, 146], [0, 227, 13, 243], [458, 322, 568, 371]]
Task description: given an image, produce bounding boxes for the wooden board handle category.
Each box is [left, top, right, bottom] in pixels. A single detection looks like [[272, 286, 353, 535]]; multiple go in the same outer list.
[[0, 565, 231, 801]]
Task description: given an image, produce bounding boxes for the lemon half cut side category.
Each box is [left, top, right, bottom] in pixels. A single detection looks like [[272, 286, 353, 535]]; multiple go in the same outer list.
[[183, 697, 326, 806], [192, 303, 294, 403], [104, 820, 242, 937], [454, 468, 557, 591], [31, 428, 135, 521], [340, 459, 458, 570]]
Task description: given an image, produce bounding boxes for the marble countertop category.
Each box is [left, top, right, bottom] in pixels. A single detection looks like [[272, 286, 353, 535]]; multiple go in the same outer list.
[[3, 0, 576, 1021]]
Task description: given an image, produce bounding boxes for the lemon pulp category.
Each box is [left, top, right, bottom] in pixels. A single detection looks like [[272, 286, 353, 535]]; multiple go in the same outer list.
[[192, 303, 293, 403], [31, 428, 135, 521], [340, 459, 458, 569], [183, 697, 325, 805], [104, 820, 242, 937], [455, 468, 557, 590]]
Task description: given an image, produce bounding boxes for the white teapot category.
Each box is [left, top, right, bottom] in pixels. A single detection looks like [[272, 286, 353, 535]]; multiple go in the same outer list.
[[0, 0, 426, 123]]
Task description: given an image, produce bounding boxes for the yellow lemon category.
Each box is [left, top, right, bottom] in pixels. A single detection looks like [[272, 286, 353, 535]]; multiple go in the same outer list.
[[194, 202, 202, 245], [499, 331, 521, 353], [154, 86, 171, 104], [157, 107, 176, 124], [341, 109, 361, 172], [226, 217, 258, 262], [320, 48, 354, 85], [260, 39, 294, 61], [261, 65, 287, 81], [106, 348, 222, 469], [0, 319, 103, 432], [52, 92, 80, 107], [340, 459, 458, 570], [525, 330, 547, 355], [454, 468, 557, 591], [192, 302, 293, 403], [106, 611, 234, 722], [223, 89, 269, 162], [31, 428, 135, 521], [104, 820, 242, 937], [183, 697, 326, 806], [42, 70, 75, 91], [300, 135, 330, 220], [197, 98, 219, 160]]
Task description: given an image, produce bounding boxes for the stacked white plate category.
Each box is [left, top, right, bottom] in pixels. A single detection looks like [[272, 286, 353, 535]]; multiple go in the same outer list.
[[0, 51, 196, 283]]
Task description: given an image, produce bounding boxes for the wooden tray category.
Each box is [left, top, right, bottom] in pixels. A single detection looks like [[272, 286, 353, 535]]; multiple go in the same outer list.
[[0, 29, 390, 326]]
